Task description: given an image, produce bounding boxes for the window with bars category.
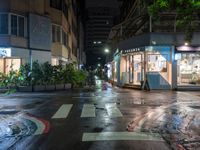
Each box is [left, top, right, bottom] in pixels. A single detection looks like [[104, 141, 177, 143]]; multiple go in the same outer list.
[[52, 24, 61, 43], [11, 14, 25, 37], [62, 30, 68, 46]]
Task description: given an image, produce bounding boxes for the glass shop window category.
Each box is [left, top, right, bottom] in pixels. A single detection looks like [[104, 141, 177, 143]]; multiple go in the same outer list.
[[177, 53, 200, 85], [147, 54, 167, 72]]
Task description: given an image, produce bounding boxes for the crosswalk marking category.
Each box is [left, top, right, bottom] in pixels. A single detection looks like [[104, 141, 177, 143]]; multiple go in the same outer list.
[[105, 103, 123, 117], [82, 132, 163, 142], [52, 104, 73, 119], [81, 104, 96, 118]]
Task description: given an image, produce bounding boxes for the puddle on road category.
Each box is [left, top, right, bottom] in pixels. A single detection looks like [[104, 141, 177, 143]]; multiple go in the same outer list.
[[0, 112, 50, 149], [93, 127, 104, 132], [0, 110, 19, 115], [126, 105, 200, 150], [1, 101, 43, 110], [189, 105, 200, 109]]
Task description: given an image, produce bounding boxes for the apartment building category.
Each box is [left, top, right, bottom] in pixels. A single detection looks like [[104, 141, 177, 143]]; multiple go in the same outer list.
[[0, 0, 80, 74]]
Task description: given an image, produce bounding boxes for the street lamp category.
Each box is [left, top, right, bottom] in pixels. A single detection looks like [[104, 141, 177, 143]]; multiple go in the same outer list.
[[104, 48, 110, 53]]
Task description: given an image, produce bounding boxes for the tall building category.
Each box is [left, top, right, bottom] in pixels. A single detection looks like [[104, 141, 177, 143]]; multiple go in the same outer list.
[[0, 0, 82, 74], [85, 0, 120, 67], [109, 0, 200, 90]]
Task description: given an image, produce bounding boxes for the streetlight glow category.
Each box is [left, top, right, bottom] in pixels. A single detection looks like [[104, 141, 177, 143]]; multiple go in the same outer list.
[[105, 48, 110, 53]]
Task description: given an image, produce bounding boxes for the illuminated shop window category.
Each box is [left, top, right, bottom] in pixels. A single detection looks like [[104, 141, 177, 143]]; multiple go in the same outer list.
[[5, 58, 20, 74], [147, 54, 167, 72], [0, 58, 21, 74], [177, 53, 200, 85]]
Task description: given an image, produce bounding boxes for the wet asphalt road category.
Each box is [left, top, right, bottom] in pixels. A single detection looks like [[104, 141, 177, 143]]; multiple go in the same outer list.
[[0, 81, 200, 150]]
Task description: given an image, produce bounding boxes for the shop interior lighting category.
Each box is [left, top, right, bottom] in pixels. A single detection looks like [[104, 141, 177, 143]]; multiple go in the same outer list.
[[184, 42, 189, 46]]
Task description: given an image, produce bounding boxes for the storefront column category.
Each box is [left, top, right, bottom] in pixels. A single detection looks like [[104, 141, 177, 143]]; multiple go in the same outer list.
[[143, 51, 147, 81], [171, 46, 177, 89]]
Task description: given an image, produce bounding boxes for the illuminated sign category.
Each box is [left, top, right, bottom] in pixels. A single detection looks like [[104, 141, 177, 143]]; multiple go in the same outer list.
[[176, 46, 200, 51], [123, 47, 145, 54], [0, 48, 11, 57]]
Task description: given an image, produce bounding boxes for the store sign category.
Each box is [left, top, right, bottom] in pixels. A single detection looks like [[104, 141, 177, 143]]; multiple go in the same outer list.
[[29, 14, 51, 51], [176, 46, 200, 51], [123, 47, 144, 54], [0, 48, 11, 57]]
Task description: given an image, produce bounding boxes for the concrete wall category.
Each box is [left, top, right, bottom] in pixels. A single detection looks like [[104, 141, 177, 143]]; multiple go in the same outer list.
[[32, 50, 51, 63], [119, 32, 200, 50], [11, 47, 29, 64]]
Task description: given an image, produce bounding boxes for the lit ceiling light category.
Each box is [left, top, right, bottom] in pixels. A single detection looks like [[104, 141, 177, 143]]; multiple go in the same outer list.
[[184, 42, 189, 46]]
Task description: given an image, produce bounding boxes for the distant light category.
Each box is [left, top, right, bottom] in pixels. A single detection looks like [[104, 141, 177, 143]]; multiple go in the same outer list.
[[98, 57, 101, 60], [98, 41, 102, 44], [184, 42, 189, 46], [152, 40, 156, 45], [105, 48, 110, 53], [98, 64, 101, 67], [93, 41, 97, 44]]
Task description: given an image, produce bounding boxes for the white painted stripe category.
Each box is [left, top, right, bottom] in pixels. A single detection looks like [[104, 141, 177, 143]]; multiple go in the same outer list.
[[81, 104, 96, 118], [52, 104, 73, 119], [82, 132, 163, 142], [105, 103, 123, 117]]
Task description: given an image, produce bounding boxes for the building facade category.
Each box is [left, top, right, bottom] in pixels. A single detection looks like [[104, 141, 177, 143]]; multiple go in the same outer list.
[[0, 0, 81, 74], [109, 0, 200, 90]]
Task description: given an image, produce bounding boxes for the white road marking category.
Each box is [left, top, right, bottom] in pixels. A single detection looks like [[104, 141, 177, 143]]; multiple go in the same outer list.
[[82, 132, 163, 142], [52, 104, 73, 119], [81, 104, 96, 118], [105, 103, 123, 117]]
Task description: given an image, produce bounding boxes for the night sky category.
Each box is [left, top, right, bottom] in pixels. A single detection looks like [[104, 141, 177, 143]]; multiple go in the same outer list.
[[84, 0, 121, 69]]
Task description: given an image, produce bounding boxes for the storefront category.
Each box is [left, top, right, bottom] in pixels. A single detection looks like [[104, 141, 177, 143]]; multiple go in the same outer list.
[[0, 48, 21, 74], [176, 46, 200, 86], [120, 46, 173, 89], [112, 52, 121, 85]]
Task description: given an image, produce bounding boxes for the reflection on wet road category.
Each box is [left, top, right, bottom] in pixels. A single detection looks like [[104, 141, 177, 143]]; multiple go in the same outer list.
[[0, 81, 199, 150]]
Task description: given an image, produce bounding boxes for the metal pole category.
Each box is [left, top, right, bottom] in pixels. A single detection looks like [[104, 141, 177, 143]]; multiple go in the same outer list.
[[174, 15, 177, 33], [150, 16, 152, 32]]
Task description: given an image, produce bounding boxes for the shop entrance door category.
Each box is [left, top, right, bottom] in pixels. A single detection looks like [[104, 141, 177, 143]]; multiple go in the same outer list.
[[129, 55, 134, 83], [133, 54, 142, 85]]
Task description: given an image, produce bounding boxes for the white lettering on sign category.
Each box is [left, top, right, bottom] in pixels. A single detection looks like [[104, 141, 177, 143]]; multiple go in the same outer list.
[[124, 48, 141, 53]]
